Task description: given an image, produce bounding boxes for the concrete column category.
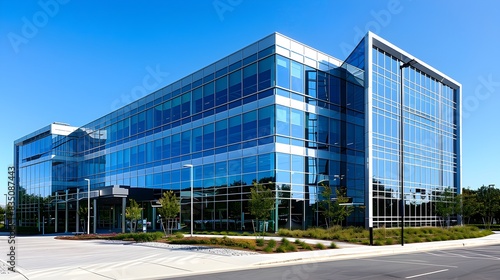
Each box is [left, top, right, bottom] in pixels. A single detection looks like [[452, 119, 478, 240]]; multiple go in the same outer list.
[[93, 199, 97, 234], [65, 189, 68, 233], [76, 189, 79, 232], [55, 193, 58, 233], [122, 197, 126, 233]]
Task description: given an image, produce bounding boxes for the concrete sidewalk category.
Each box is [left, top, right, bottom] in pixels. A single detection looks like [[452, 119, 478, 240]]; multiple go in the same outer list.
[[1, 232, 499, 280]]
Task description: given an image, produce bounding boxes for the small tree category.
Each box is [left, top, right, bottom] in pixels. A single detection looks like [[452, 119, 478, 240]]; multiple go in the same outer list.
[[158, 191, 180, 236], [477, 185, 500, 229], [320, 184, 353, 228], [78, 205, 88, 232], [126, 199, 142, 233], [460, 188, 479, 225], [435, 187, 459, 228], [248, 183, 275, 234]]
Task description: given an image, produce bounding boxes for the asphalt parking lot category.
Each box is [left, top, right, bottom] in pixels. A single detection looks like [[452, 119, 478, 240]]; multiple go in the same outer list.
[[1, 233, 500, 280]]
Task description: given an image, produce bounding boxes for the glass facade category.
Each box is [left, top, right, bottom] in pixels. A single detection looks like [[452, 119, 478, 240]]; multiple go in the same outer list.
[[369, 35, 461, 228], [14, 32, 460, 232]]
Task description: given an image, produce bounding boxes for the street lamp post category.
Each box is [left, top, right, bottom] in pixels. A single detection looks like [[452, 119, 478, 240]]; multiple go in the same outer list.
[[183, 164, 194, 237], [84, 179, 90, 235], [399, 59, 416, 246]]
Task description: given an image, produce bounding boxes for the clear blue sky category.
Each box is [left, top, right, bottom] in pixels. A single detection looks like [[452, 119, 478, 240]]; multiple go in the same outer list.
[[1, 0, 499, 201]]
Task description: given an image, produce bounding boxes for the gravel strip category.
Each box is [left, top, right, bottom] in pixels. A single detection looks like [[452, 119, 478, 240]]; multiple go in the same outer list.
[[131, 242, 259, 256]]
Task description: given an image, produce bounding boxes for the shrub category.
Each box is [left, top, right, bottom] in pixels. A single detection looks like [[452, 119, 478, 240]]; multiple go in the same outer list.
[[329, 242, 338, 249], [174, 232, 184, 239], [263, 246, 274, 253], [281, 238, 291, 246], [111, 232, 164, 242], [315, 243, 326, 250], [267, 239, 277, 248], [256, 238, 265, 246]]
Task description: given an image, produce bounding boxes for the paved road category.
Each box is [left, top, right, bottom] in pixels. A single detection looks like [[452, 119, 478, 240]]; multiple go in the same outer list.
[[1, 233, 500, 279], [166, 244, 500, 280]]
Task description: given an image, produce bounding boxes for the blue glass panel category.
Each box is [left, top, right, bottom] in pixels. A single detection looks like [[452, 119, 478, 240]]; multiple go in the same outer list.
[[171, 133, 180, 157], [229, 61, 242, 72], [258, 105, 274, 137], [276, 55, 290, 89], [243, 53, 257, 66], [243, 63, 257, 96], [243, 110, 257, 141], [258, 56, 274, 90], [229, 70, 242, 101], [215, 119, 228, 147], [215, 76, 228, 106], [203, 123, 214, 150], [228, 158, 241, 175], [181, 130, 191, 155], [203, 82, 214, 110], [215, 161, 227, 177], [276, 105, 290, 135], [228, 115, 241, 143], [276, 153, 290, 170], [192, 127, 203, 152], [181, 92, 191, 118], [290, 109, 304, 139]]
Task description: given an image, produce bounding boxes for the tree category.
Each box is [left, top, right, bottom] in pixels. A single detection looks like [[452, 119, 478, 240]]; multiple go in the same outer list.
[[476, 185, 500, 229], [158, 191, 180, 236], [248, 183, 275, 234], [78, 205, 88, 232], [435, 187, 459, 228], [460, 188, 479, 224], [320, 183, 353, 228], [125, 199, 142, 233]]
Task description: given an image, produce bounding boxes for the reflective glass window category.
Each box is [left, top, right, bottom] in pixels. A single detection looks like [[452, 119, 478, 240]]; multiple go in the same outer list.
[[290, 109, 304, 139], [276, 105, 289, 135], [171, 96, 181, 121], [203, 123, 214, 150], [215, 76, 228, 106], [181, 130, 191, 155], [228, 115, 241, 143], [162, 136, 171, 159], [243, 63, 257, 96], [329, 76, 341, 105], [276, 153, 289, 170], [229, 70, 241, 101], [291, 61, 303, 93], [171, 133, 180, 157], [258, 56, 274, 90], [203, 82, 214, 110], [192, 87, 203, 114], [243, 156, 257, 173], [215, 161, 227, 177], [243, 110, 257, 140], [258, 153, 274, 171], [162, 100, 171, 124], [192, 127, 203, 152], [228, 158, 241, 175], [215, 119, 228, 147], [258, 105, 274, 137], [276, 55, 290, 88], [181, 92, 191, 118]]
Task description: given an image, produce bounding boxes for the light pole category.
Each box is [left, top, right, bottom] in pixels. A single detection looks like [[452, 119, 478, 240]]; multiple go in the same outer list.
[[399, 59, 416, 246], [183, 164, 194, 237], [84, 179, 90, 235]]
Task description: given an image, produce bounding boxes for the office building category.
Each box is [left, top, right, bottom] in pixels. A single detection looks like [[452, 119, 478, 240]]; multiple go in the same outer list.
[[14, 32, 461, 233]]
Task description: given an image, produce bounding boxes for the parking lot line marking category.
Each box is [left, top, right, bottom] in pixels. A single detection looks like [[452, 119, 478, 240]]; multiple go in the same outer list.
[[405, 269, 449, 279]]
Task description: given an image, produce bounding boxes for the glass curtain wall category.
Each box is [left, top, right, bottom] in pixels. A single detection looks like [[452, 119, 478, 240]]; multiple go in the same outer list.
[[371, 46, 458, 227]]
